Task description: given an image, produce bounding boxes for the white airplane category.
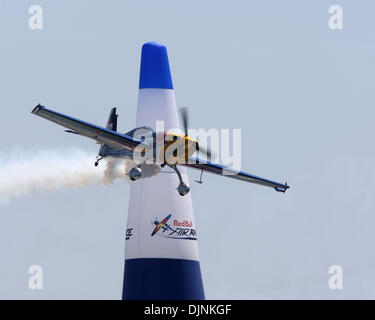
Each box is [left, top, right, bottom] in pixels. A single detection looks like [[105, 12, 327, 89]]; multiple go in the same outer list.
[[31, 104, 289, 196]]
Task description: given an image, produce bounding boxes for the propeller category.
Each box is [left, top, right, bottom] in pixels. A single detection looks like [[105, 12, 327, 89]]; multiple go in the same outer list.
[[179, 107, 215, 161], [196, 144, 213, 161], [179, 106, 189, 137]]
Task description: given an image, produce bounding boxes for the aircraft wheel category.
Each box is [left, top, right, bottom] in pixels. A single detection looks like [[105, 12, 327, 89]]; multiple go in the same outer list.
[[177, 182, 190, 196]]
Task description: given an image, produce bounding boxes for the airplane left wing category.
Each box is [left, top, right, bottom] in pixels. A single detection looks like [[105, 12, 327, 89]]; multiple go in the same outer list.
[[181, 158, 290, 193], [31, 104, 149, 151]]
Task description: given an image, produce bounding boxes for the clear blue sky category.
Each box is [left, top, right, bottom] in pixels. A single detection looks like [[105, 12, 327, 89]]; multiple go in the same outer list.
[[0, 0, 375, 299]]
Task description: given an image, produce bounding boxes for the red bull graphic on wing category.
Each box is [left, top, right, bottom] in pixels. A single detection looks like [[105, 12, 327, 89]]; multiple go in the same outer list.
[[151, 214, 197, 240]]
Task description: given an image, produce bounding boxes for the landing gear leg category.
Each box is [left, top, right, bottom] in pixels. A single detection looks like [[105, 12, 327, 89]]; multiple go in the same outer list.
[[167, 164, 190, 196], [94, 157, 103, 167]]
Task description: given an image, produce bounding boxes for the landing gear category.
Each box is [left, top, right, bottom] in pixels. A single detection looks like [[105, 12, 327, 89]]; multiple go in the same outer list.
[[94, 157, 103, 167], [129, 166, 142, 181], [194, 169, 204, 184], [168, 164, 190, 196], [177, 182, 190, 196]]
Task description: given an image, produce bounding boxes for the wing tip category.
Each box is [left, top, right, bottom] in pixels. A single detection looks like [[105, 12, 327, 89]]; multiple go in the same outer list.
[[274, 183, 290, 193], [31, 104, 45, 115]]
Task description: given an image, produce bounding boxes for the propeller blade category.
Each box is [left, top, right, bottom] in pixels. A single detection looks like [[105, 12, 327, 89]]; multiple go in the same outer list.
[[179, 107, 189, 137], [179, 107, 216, 161], [197, 144, 216, 161]]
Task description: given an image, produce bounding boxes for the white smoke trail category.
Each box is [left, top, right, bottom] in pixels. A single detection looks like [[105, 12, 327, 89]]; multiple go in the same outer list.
[[0, 148, 150, 205]]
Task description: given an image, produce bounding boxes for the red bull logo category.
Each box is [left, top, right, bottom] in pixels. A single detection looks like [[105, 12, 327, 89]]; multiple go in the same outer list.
[[173, 220, 192, 228], [151, 214, 196, 240]]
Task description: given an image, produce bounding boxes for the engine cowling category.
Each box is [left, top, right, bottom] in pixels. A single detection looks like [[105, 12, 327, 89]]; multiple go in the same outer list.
[[129, 167, 142, 181]]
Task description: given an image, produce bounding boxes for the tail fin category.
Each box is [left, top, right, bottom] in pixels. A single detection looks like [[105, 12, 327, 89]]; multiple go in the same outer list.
[[98, 107, 118, 157], [106, 107, 118, 131]]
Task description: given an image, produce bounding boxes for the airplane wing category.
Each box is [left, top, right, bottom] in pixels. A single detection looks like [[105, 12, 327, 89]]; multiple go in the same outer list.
[[31, 104, 149, 151], [181, 158, 290, 193]]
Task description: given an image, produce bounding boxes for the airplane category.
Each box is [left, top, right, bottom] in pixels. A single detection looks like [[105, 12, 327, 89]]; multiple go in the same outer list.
[[31, 104, 290, 196], [151, 214, 172, 236]]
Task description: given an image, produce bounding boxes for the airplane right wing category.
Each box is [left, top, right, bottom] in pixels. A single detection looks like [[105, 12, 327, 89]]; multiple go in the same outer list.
[[181, 157, 290, 193], [31, 104, 149, 151]]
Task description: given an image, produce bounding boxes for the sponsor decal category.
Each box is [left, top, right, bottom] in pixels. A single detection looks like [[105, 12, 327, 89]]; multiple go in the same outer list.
[[151, 214, 196, 240]]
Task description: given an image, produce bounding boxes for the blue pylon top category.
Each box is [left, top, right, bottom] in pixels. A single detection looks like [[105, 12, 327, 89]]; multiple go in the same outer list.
[[139, 42, 174, 89]]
